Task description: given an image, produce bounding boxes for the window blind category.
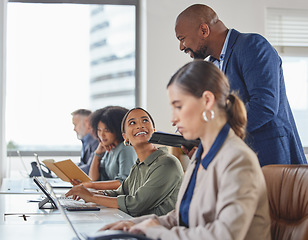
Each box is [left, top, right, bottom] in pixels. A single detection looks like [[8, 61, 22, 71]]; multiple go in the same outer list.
[[266, 8, 308, 47]]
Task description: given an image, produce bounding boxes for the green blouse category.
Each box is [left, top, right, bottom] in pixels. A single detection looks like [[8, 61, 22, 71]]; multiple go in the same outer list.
[[105, 147, 184, 217]]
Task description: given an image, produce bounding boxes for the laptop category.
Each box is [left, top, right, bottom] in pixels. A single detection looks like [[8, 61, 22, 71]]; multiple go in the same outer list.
[[50, 181, 153, 240], [17, 150, 31, 178], [34, 155, 152, 240], [1, 151, 37, 193], [33, 154, 99, 211], [33, 176, 100, 210]]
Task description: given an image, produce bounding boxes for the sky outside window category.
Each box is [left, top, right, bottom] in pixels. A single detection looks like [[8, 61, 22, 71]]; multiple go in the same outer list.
[[6, 3, 90, 149]]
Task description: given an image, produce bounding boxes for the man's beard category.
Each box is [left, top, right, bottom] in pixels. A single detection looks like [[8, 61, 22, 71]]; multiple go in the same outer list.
[[77, 125, 87, 140], [188, 45, 208, 60], [77, 133, 84, 140]]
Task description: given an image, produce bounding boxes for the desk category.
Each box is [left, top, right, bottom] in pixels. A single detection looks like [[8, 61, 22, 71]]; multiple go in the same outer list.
[[0, 177, 72, 194], [0, 177, 40, 194], [0, 179, 133, 240]]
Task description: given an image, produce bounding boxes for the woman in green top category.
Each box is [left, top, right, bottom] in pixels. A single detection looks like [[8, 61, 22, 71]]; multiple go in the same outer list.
[[66, 107, 184, 217]]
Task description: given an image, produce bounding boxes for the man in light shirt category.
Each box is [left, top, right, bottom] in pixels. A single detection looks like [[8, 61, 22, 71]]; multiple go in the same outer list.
[[174, 4, 306, 166]]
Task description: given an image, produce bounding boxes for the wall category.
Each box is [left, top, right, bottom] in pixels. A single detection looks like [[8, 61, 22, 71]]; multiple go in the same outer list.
[[142, 0, 308, 133], [0, 0, 7, 181]]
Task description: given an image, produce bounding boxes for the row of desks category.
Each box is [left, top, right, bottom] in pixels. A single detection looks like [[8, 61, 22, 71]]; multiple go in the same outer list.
[[0, 177, 132, 240]]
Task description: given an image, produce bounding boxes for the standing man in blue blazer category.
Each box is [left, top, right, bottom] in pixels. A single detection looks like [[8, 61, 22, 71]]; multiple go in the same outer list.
[[175, 4, 306, 166]]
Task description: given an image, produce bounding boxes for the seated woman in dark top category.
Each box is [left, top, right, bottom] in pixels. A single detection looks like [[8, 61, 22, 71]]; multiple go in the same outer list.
[[66, 107, 184, 217]]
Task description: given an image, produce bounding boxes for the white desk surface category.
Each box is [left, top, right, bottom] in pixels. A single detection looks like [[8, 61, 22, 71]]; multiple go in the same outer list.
[[0, 179, 133, 240], [0, 177, 71, 194]]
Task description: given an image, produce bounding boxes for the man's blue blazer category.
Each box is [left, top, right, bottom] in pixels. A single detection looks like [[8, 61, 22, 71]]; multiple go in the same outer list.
[[222, 29, 306, 166]]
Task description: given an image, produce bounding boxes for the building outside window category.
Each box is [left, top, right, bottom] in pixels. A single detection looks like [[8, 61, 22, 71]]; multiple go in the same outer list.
[[89, 5, 136, 110], [6, 2, 137, 152], [5, 1, 138, 176]]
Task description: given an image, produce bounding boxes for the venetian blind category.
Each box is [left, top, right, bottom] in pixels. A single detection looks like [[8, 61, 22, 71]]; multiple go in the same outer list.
[[266, 8, 308, 47]]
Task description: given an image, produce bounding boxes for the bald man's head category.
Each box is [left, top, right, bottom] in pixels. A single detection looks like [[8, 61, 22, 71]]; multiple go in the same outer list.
[[175, 4, 228, 60], [176, 4, 219, 27], [175, 4, 219, 59]]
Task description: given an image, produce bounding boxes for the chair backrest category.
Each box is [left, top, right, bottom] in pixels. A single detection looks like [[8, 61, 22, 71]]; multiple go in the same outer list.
[[262, 164, 308, 240]]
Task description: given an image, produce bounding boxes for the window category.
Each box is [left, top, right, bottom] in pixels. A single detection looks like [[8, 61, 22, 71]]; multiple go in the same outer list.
[[282, 56, 308, 146], [6, 1, 138, 153], [266, 8, 308, 148]]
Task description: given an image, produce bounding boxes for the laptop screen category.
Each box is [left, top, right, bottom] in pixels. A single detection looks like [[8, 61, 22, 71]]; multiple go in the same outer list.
[[33, 153, 86, 240]]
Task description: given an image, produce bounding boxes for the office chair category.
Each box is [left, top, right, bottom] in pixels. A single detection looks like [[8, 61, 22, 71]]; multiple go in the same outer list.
[[262, 164, 308, 240]]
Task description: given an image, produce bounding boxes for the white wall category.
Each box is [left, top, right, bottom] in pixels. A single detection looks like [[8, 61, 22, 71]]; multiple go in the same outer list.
[[0, 0, 7, 181], [142, 0, 308, 133]]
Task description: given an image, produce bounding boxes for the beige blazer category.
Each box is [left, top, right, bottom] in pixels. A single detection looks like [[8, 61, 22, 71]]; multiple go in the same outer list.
[[132, 129, 271, 240]]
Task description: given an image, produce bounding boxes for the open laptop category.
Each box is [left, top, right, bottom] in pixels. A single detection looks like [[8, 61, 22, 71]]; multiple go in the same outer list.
[[33, 154, 99, 211], [49, 180, 153, 240], [17, 150, 31, 178], [33, 176, 100, 210], [1, 151, 37, 193], [35, 154, 152, 240]]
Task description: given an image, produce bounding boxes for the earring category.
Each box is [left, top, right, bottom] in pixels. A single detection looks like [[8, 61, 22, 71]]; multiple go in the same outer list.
[[202, 110, 214, 122], [123, 140, 130, 146]]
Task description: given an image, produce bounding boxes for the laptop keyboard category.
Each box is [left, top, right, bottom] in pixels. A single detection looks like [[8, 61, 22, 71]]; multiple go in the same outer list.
[[58, 196, 96, 208]]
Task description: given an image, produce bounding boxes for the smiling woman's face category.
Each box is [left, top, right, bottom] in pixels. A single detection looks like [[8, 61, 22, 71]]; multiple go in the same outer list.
[[123, 109, 155, 146]]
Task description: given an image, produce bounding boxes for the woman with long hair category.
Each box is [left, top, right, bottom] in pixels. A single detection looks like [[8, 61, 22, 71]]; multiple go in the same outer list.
[[74, 106, 137, 190]]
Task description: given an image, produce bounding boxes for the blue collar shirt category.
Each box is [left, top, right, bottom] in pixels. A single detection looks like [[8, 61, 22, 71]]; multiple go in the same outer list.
[[209, 29, 232, 70]]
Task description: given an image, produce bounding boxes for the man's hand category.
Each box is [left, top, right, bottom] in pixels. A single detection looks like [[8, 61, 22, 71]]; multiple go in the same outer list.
[[173, 122, 197, 159], [181, 145, 197, 159]]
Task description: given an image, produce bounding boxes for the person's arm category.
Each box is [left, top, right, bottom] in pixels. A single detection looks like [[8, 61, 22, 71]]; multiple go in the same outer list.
[[239, 35, 281, 132], [84, 179, 122, 190], [88, 142, 106, 181], [65, 184, 119, 208], [101, 211, 178, 232]]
